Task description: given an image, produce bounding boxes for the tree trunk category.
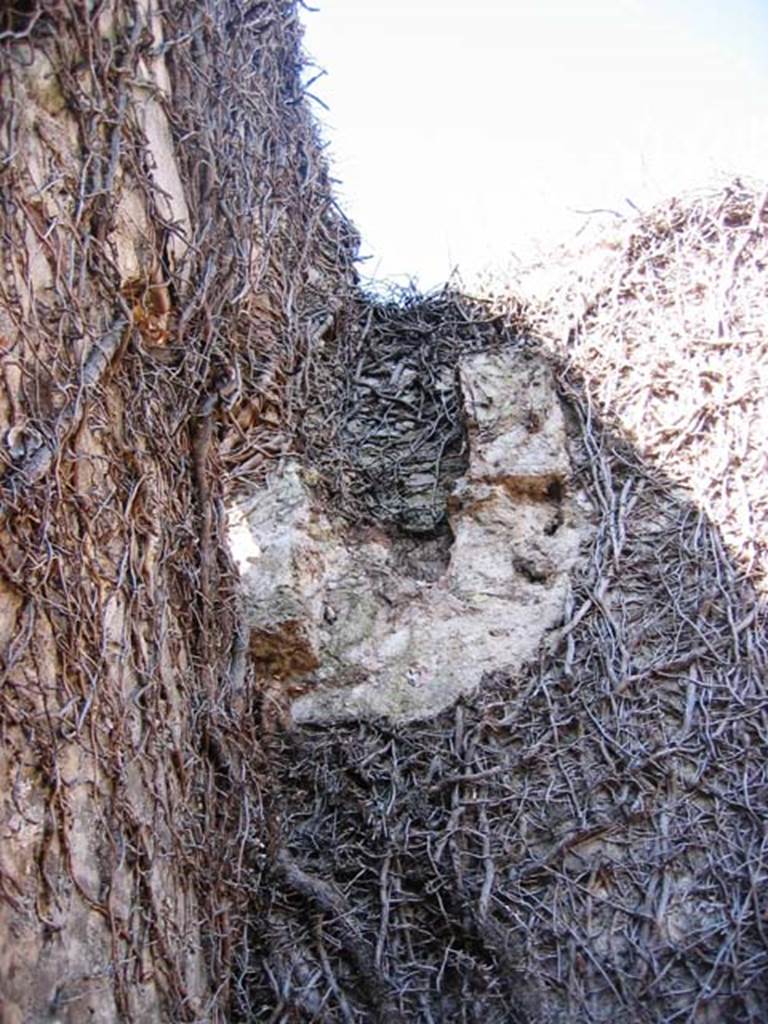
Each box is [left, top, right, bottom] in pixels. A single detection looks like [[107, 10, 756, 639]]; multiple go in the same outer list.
[[0, 2, 355, 1019]]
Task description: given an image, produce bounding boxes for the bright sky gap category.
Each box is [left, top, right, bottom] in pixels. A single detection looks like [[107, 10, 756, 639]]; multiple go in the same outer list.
[[301, 0, 768, 289]]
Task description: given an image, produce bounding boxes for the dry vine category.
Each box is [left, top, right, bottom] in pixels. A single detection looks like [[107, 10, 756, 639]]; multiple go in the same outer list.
[[300, 289, 530, 533], [0, 3, 766, 1023], [0, 1, 357, 1020], [253, 361, 768, 1021]]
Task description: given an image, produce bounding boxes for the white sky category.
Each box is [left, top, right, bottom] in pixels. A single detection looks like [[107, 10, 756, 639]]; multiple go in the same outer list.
[[301, 0, 768, 289]]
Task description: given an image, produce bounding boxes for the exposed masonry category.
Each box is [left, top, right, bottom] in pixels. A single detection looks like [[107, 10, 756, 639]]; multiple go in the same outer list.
[[228, 347, 592, 724]]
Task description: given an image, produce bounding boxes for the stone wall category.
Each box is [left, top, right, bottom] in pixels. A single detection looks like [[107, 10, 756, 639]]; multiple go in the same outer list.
[[231, 348, 591, 725]]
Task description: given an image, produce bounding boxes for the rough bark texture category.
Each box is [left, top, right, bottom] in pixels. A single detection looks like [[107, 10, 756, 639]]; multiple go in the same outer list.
[[0, 2, 356, 1020]]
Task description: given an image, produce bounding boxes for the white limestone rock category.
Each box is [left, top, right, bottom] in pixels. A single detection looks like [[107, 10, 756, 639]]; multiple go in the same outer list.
[[228, 348, 591, 724]]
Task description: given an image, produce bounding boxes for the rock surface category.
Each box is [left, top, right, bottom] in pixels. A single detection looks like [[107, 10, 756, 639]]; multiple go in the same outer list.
[[229, 347, 590, 724]]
